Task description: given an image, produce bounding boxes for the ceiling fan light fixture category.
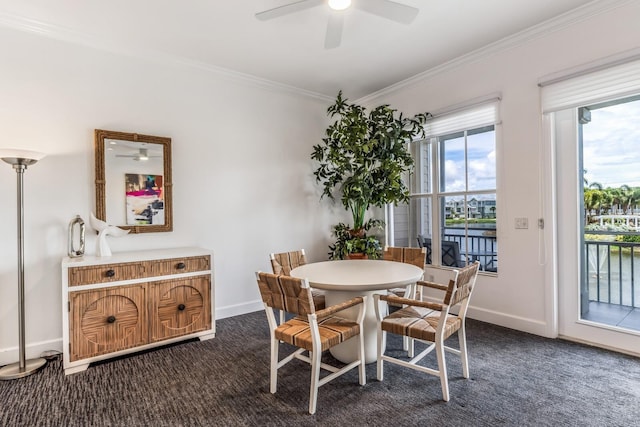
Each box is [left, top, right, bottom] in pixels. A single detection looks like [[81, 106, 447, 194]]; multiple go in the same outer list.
[[328, 0, 351, 11], [137, 148, 149, 161]]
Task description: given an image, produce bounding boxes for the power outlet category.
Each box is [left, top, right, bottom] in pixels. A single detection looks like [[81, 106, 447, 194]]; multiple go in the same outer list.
[[515, 217, 528, 229]]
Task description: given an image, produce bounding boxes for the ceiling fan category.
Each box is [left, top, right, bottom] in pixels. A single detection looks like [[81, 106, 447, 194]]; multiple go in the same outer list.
[[256, 0, 419, 49], [115, 148, 161, 162]]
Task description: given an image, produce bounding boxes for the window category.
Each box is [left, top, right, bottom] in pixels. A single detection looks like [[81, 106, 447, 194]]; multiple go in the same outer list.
[[390, 100, 499, 273]]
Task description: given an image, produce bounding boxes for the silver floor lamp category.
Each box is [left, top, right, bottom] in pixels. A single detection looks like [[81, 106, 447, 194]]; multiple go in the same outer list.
[[0, 149, 47, 380]]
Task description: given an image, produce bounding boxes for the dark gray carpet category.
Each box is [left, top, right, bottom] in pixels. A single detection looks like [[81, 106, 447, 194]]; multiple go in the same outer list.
[[1, 311, 639, 426]]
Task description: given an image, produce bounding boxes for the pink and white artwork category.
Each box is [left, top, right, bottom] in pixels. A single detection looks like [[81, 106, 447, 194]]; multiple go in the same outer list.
[[125, 174, 165, 225]]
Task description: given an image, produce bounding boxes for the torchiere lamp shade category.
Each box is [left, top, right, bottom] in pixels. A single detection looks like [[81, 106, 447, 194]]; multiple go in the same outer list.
[[0, 148, 46, 166]]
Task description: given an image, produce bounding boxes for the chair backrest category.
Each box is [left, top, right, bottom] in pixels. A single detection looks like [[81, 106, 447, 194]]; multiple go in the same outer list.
[[270, 249, 307, 276], [403, 247, 427, 269], [383, 246, 426, 269], [383, 246, 404, 262], [442, 241, 463, 267], [417, 236, 464, 267], [443, 261, 480, 308], [256, 272, 315, 316]]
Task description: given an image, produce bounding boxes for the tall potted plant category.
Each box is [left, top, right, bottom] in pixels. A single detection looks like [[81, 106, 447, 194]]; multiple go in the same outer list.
[[312, 91, 429, 259]]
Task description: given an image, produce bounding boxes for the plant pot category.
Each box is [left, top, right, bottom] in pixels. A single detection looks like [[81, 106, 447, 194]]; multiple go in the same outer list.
[[347, 253, 368, 260]]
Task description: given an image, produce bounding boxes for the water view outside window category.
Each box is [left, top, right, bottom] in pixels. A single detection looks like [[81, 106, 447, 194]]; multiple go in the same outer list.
[[580, 95, 640, 331], [394, 125, 497, 272]]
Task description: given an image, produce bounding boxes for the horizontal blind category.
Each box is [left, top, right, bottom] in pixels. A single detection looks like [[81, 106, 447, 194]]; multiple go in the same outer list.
[[541, 59, 640, 113], [424, 100, 499, 138]]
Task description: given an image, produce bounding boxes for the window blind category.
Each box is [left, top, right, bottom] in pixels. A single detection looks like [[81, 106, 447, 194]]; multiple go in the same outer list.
[[540, 59, 640, 113], [424, 99, 499, 138]]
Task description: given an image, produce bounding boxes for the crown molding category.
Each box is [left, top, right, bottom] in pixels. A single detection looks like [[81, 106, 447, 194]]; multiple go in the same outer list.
[[356, 0, 635, 105], [0, 0, 632, 106], [0, 12, 333, 103]]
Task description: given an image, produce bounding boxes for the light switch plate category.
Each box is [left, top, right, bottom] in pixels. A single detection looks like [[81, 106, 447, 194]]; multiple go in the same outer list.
[[515, 217, 528, 229]]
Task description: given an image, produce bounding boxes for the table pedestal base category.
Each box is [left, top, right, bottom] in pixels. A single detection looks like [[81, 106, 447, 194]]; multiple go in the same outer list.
[[325, 290, 385, 364]]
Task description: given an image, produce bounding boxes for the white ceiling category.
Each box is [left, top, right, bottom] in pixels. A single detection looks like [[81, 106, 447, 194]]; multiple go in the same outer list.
[[0, 0, 610, 99]]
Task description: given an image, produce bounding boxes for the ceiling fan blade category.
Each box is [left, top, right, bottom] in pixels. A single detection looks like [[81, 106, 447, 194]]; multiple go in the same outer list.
[[324, 13, 344, 49], [354, 0, 419, 24], [256, 0, 323, 21]]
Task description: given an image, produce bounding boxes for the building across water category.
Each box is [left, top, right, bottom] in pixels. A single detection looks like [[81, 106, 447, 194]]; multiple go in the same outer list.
[[593, 215, 640, 230]]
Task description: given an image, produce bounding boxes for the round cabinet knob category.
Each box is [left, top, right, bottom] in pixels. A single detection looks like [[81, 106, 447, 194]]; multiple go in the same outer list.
[[177, 304, 186, 311], [106, 315, 116, 324], [176, 262, 186, 270], [105, 269, 116, 278]]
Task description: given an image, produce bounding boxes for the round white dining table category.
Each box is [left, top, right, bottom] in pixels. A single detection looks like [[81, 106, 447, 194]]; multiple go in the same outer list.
[[290, 259, 424, 363]]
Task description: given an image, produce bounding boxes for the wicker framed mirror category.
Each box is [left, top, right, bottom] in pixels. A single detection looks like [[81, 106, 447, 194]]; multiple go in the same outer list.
[[94, 129, 173, 233]]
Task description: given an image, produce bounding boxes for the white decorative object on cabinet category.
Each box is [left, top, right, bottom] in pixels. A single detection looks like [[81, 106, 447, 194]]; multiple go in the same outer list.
[[89, 212, 129, 257], [61, 247, 215, 375]]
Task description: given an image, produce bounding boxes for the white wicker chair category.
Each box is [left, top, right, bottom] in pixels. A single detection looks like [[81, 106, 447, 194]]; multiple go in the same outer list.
[[374, 261, 480, 401], [255, 271, 366, 414]]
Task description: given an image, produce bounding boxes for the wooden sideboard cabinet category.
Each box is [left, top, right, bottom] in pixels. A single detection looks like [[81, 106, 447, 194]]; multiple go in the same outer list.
[[61, 247, 215, 375]]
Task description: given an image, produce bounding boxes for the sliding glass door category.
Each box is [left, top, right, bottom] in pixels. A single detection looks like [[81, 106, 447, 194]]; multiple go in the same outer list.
[[554, 96, 640, 354], [579, 96, 640, 332]]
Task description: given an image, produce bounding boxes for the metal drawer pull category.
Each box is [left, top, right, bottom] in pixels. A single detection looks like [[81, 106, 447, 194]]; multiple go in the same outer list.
[[176, 262, 186, 270], [106, 315, 116, 324], [105, 269, 116, 278], [178, 304, 186, 311]]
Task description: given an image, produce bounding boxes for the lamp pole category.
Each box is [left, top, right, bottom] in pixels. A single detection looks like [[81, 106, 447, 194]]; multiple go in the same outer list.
[[0, 152, 47, 380]]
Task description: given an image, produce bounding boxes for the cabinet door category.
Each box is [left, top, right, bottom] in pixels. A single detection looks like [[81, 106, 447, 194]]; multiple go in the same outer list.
[[149, 275, 211, 342], [69, 284, 147, 362]]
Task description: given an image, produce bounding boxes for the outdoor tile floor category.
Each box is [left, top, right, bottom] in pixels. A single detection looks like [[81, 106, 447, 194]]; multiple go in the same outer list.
[[583, 301, 640, 332]]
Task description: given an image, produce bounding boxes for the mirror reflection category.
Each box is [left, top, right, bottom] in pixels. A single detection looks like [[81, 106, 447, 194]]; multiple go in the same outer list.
[[95, 130, 172, 233]]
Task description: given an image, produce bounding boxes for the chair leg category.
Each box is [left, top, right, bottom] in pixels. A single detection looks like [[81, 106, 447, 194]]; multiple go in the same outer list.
[[270, 339, 279, 394], [435, 337, 449, 402], [407, 337, 415, 358], [358, 327, 366, 386], [458, 323, 469, 378], [377, 327, 384, 381], [279, 309, 285, 325], [308, 347, 322, 415]]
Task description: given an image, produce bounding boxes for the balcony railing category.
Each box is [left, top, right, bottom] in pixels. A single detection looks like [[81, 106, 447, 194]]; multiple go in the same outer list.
[[443, 226, 498, 272], [585, 232, 639, 309]]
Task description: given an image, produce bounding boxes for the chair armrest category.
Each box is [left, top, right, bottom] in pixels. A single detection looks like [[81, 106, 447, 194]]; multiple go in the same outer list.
[[315, 297, 364, 319], [380, 294, 444, 311], [417, 280, 448, 292]]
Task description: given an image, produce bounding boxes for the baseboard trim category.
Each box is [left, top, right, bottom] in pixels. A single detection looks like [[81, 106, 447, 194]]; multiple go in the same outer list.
[[0, 338, 63, 367], [558, 334, 640, 358], [216, 300, 264, 320], [467, 306, 551, 337], [415, 295, 552, 338]]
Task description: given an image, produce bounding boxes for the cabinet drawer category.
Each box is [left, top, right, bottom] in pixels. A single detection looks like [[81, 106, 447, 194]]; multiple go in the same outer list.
[[68, 262, 148, 286], [149, 255, 210, 276]]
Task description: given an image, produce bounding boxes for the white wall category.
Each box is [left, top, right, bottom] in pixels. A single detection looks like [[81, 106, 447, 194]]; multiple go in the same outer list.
[[367, 2, 640, 338], [0, 27, 349, 364]]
